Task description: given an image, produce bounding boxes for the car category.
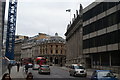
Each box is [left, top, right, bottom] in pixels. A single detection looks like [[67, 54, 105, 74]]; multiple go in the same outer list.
[[91, 70, 119, 80], [38, 65, 50, 74], [69, 64, 87, 77], [32, 64, 40, 70], [28, 63, 33, 68]]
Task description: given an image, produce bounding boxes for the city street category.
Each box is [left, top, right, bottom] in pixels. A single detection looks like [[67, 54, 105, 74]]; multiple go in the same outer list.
[[28, 66, 90, 80]]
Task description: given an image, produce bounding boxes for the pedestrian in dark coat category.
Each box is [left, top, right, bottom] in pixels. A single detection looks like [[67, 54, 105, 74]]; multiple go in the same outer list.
[[16, 62, 20, 72], [7, 63, 12, 74], [2, 73, 12, 80]]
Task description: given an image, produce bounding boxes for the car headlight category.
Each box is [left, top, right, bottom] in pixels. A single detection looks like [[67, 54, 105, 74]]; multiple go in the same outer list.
[[75, 71, 79, 73]]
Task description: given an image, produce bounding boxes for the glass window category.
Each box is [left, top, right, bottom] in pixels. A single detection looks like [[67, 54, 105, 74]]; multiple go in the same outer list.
[[74, 66, 85, 69]]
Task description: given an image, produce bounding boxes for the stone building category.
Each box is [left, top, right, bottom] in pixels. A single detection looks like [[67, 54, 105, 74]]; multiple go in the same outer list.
[[21, 33, 48, 59], [14, 35, 28, 61], [65, 4, 83, 66], [83, 1, 120, 72], [20, 33, 66, 66], [34, 33, 66, 66]]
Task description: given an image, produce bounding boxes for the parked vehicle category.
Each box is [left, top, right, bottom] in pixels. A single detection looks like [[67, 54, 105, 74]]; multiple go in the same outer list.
[[69, 64, 87, 77], [32, 64, 39, 70], [28, 63, 33, 68], [91, 70, 118, 80], [38, 65, 50, 74]]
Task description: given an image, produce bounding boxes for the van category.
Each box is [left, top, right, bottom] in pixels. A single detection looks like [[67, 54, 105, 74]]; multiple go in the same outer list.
[[69, 64, 87, 77]]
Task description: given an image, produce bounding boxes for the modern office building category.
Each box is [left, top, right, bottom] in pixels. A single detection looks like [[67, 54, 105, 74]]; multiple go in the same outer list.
[[83, 1, 120, 72]]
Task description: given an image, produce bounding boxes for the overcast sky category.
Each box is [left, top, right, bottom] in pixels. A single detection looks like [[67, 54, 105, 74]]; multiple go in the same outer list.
[[6, 0, 95, 38]]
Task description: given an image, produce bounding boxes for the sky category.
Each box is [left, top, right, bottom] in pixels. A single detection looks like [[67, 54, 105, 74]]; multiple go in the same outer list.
[[5, 0, 95, 38]]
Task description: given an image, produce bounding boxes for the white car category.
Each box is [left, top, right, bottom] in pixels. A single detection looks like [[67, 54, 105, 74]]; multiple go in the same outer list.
[[32, 64, 39, 70], [69, 64, 87, 77]]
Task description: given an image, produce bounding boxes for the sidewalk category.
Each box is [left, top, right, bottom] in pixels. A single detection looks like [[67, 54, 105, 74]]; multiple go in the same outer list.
[[7, 66, 26, 80]]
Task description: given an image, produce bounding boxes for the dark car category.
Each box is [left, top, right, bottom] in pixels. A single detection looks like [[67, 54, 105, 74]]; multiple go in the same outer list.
[[28, 63, 33, 68], [38, 65, 50, 74], [91, 70, 119, 80]]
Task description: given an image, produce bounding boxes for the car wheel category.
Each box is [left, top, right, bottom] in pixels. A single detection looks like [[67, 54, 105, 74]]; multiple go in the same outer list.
[[70, 73, 72, 76], [84, 74, 87, 77], [48, 72, 50, 75], [73, 73, 76, 77]]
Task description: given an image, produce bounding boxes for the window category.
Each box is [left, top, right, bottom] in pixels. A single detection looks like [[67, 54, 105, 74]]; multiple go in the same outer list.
[[61, 50, 62, 54], [56, 50, 58, 53], [51, 45, 52, 47], [51, 50, 53, 54]]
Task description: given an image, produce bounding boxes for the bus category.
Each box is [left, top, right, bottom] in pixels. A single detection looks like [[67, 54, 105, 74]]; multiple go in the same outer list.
[[35, 57, 46, 65]]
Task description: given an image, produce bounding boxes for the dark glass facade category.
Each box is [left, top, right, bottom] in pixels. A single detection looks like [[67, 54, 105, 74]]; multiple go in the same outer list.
[[83, 2, 120, 68], [83, 2, 119, 22]]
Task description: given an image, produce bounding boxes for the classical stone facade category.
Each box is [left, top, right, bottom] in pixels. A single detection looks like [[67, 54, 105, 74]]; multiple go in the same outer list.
[[34, 33, 66, 66], [21, 33, 48, 59], [19, 33, 66, 66], [14, 35, 28, 61], [65, 4, 83, 66]]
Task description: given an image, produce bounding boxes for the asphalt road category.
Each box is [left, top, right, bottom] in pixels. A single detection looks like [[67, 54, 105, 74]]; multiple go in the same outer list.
[[28, 66, 90, 80]]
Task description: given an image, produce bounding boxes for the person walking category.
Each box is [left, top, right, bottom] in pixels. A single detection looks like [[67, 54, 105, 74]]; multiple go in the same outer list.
[[2, 73, 12, 80], [16, 62, 20, 72], [25, 63, 29, 74], [7, 63, 12, 74]]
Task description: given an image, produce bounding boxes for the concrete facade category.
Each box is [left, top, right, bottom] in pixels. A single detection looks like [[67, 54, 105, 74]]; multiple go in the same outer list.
[[65, 1, 120, 74], [83, 1, 120, 73]]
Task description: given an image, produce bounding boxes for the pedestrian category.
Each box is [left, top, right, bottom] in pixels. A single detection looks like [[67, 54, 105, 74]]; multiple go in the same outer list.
[[26, 72, 33, 80], [16, 62, 20, 72], [25, 63, 29, 74], [7, 63, 12, 74], [2, 73, 12, 80]]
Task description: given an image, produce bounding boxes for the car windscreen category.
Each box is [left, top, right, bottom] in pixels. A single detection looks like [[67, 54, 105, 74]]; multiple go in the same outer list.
[[41, 66, 49, 68], [74, 66, 85, 69], [98, 71, 114, 78]]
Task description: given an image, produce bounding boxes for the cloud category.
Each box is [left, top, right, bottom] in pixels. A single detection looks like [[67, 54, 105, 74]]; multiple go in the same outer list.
[[15, 0, 94, 38]]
